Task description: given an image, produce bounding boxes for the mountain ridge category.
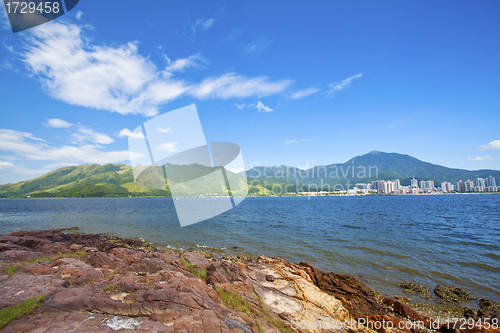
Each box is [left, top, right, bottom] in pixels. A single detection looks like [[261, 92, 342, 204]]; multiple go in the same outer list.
[[1, 151, 498, 197], [245, 151, 499, 188]]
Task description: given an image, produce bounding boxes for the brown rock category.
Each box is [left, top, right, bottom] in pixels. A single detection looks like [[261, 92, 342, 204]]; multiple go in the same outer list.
[[382, 297, 429, 324], [206, 261, 245, 285], [3, 310, 171, 332], [0, 241, 32, 252], [20, 263, 58, 275], [69, 243, 83, 251], [1, 249, 42, 261], [51, 257, 102, 285], [82, 251, 129, 270], [300, 261, 384, 319], [153, 251, 181, 266], [111, 247, 147, 263], [1, 234, 52, 249], [0, 273, 67, 308], [182, 251, 211, 271], [265, 274, 275, 282], [127, 257, 165, 274]]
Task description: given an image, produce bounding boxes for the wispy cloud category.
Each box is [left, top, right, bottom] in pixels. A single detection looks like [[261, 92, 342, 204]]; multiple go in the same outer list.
[[156, 142, 178, 152], [327, 73, 362, 96], [118, 128, 144, 139], [44, 118, 73, 128], [189, 18, 215, 39], [241, 37, 273, 57], [479, 140, 500, 150], [468, 156, 494, 161], [164, 53, 205, 75], [157, 127, 172, 133], [0, 129, 138, 167], [43, 118, 114, 144], [255, 101, 273, 112], [200, 18, 215, 31], [21, 21, 290, 117], [289, 87, 320, 100], [71, 126, 114, 145], [235, 100, 274, 112], [284, 140, 298, 145], [75, 11, 83, 19], [0, 161, 14, 169], [192, 73, 290, 100]]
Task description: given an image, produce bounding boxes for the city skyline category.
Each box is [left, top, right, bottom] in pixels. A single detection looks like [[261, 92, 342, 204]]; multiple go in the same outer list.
[[366, 176, 497, 195]]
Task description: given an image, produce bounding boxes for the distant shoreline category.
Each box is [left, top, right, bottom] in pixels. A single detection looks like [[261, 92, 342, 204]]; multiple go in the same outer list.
[[1, 192, 500, 199]]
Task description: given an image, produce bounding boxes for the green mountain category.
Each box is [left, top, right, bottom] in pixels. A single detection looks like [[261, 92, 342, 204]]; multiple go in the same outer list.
[[0, 163, 246, 198], [1, 151, 498, 197], [245, 151, 500, 191]]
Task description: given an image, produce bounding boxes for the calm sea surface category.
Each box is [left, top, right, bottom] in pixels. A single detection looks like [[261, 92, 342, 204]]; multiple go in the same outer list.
[[1, 195, 499, 302]]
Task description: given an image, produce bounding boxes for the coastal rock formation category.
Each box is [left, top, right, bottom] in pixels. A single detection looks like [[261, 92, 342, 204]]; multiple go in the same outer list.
[[299, 261, 384, 319], [0, 230, 497, 333]]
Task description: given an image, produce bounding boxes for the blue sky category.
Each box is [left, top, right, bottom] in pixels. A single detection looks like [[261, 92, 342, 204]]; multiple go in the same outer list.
[[0, 0, 499, 183]]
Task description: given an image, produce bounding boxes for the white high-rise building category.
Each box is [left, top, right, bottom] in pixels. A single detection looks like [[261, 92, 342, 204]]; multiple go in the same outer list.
[[411, 178, 418, 188], [441, 181, 454, 192], [465, 180, 474, 192], [420, 180, 435, 191], [488, 176, 496, 188], [475, 178, 486, 188]]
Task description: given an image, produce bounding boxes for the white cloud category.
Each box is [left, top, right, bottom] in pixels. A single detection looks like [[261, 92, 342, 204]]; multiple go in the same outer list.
[[200, 18, 215, 31], [192, 18, 215, 36], [0, 161, 14, 169], [164, 54, 204, 75], [468, 156, 494, 161], [242, 37, 273, 57], [289, 87, 320, 100], [75, 11, 84, 19], [192, 73, 291, 100], [0, 129, 138, 166], [235, 100, 274, 112], [43, 118, 114, 144], [227, 167, 246, 174], [479, 140, 500, 151], [255, 100, 273, 112], [71, 126, 114, 145], [118, 128, 144, 139], [20, 21, 290, 116], [284, 140, 298, 145], [327, 73, 362, 96], [156, 142, 178, 152], [44, 118, 73, 128], [23, 22, 165, 116], [157, 127, 172, 133]]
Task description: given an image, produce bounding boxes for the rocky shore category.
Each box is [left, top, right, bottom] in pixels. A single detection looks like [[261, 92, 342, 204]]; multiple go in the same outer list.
[[0, 229, 498, 332]]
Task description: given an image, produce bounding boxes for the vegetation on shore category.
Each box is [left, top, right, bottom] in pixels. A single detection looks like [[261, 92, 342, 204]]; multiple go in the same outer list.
[[180, 256, 208, 280], [216, 287, 294, 333], [3, 250, 87, 276], [0, 295, 46, 329]]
